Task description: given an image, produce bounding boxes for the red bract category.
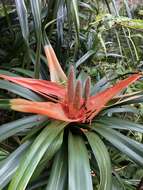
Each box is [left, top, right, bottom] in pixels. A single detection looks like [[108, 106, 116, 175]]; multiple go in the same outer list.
[[0, 44, 141, 123]]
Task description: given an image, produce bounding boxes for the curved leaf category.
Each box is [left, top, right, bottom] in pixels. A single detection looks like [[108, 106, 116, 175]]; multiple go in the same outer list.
[[31, 131, 64, 181], [98, 117, 143, 133], [30, 0, 42, 78], [0, 141, 31, 189], [75, 50, 96, 68], [71, 0, 80, 35], [93, 125, 143, 166], [85, 132, 112, 190], [12, 68, 34, 78], [68, 132, 93, 190], [15, 0, 29, 44], [0, 80, 42, 101], [46, 143, 68, 190], [8, 121, 67, 190], [0, 70, 19, 77], [0, 115, 46, 142]]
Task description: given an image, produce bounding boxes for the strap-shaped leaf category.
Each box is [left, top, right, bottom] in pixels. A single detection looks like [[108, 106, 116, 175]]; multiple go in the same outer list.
[[30, 0, 41, 38], [0, 141, 31, 189], [71, 0, 80, 34], [15, 0, 29, 44], [0, 115, 46, 142], [30, 0, 42, 78], [31, 132, 64, 181], [85, 132, 112, 190], [98, 117, 143, 133], [65, 0, 80, 44], [75, 50, 96, 68], [12, 68, 34, 78], [8, 121, 67, 190], [46, 144, 68, 190], [0, 70, 19, 77], [93, 125, 143, 166], [68, 132, 93, 190], [0, 80, 42, 101]]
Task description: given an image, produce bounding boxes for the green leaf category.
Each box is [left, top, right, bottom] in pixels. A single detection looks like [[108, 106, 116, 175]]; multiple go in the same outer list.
[[12, 68, 34, 78], [31, 131, 64, 181], [0, 80, 42, 101], [71, 0, 80, 34], [0, 141, 31, 189], [85, 132, 112, 190], [46, 143, 68, 190], [112, 94, 143, 106], [93, 125, 143, 166], [76, 50, 96, 68], [112, 176, 125, 190], [68, 131, 93, 190], [0, 99, 10, 109], [30, 0, 41, 37], [103, 106, 138, 115], [98, 117, 143, 133], [0, 149, 8, 161], [0, 70, 19, 77], [15, 0, 29, 44], [0, 115, 46, 142], [30, 0, 42, 78], [118, 18, 143, 30], [8, 121, 67, 190], [66, 0, 80, 43]]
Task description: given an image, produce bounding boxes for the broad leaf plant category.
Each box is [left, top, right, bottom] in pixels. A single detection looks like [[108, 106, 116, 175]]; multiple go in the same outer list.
[[0, 43, 143, 190]]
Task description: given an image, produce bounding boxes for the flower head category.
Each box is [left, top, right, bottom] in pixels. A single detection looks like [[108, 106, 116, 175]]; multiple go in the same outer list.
[[0, 44, 141, 123]]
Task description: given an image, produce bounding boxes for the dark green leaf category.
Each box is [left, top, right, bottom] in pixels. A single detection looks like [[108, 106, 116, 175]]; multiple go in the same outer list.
[[46, 143, 68, 190], [31, 131, 64, 181], [0, 80, 42, 101], [76, 50, 96, 68], [8, 121, 67, 190], [0, 115, 46, 142], [93, 125, 143, 166], [0, 70, 19, 77], [12, 68, 34, 78], [30, 0, 42, 78], [98, 117, 143, 133], [15, 0, 29, 44], [68, 132, 93, 190], [0, 141, 31, 189], [85, 132, 112, 190]]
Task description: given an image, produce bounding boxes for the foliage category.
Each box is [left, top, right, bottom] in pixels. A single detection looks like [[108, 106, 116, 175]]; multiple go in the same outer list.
[[0, 0, 143, 190]]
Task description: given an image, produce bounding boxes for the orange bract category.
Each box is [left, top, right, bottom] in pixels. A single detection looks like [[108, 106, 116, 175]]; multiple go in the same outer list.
[[44, 45, 67, 83]]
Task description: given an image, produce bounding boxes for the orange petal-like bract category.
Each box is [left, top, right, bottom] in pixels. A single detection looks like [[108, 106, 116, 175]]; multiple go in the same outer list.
[[44, 45, 67, 83], [10, 99, 79, 122], [0, 75, 66, 99], [86, 74, 141, 121]]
